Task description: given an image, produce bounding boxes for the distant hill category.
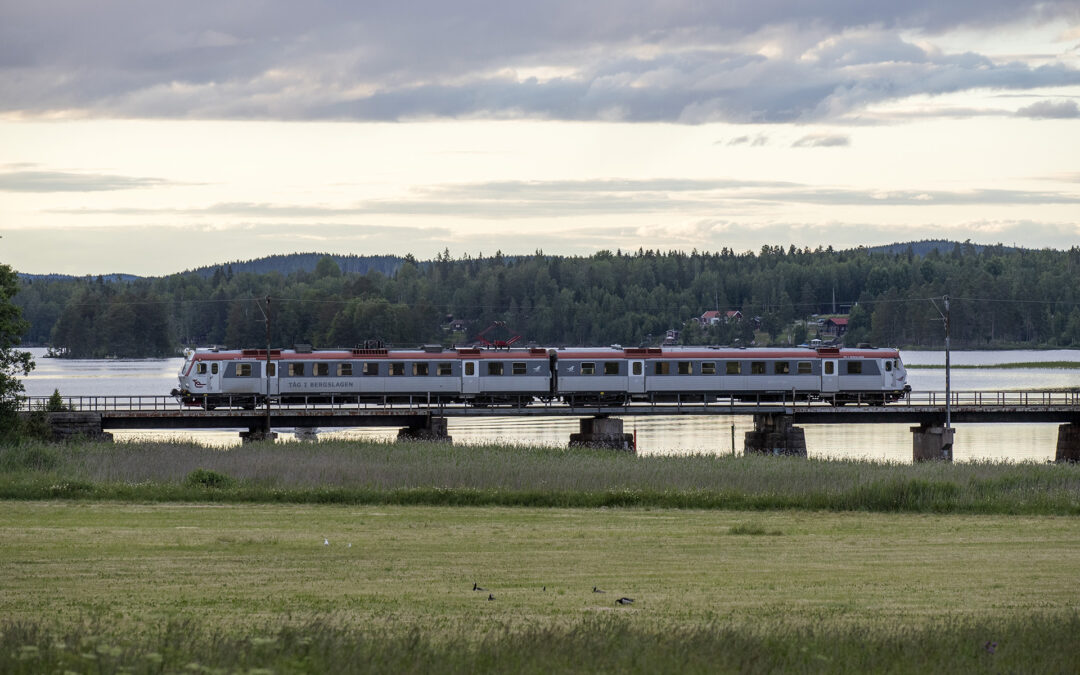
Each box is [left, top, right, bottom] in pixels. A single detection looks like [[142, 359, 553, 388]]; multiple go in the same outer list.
[[16, 242, 1039, 283], [184, 253, 406, 278], [18, 273, 141, 282], [865, 240, 1023, 257]]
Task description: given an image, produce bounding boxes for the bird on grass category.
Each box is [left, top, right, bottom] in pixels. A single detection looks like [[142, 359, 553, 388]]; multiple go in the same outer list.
[[323, 538, 329, 546], [473, 582, 486, 591], [488, 594, 495, 601], [593, 586, 606, 593], [616, 597, 634, 605]]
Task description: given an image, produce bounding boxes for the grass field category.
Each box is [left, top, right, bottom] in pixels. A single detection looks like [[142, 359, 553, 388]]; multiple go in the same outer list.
[[3, 438, 1080, 513], [2, 501, 1079, 672], [3, 438, 1080, 671]]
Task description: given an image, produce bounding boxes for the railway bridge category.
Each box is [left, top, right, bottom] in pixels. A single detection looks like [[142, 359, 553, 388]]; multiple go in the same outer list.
[[21, 390, 1080, 462]]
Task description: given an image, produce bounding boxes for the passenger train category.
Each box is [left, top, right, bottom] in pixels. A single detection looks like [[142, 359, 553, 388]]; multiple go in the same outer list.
[[172, 344, 911, 408]]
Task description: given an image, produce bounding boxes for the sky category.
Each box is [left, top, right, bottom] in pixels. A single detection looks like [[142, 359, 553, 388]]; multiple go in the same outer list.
[[1, 1, 1079, 276]]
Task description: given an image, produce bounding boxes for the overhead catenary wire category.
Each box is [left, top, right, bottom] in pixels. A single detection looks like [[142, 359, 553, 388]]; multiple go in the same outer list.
[[55, 292, 1080, 313]]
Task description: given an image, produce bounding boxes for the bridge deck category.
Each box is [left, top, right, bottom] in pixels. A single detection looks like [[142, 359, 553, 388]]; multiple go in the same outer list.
[[20, 391, 1080, 429]]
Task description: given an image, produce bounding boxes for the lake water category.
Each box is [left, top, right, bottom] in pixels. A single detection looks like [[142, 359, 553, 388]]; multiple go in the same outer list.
[[18, 348, 1080, 462]]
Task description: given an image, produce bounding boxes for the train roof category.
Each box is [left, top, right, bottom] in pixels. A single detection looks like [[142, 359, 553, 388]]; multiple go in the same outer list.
[[555, 346, 899, 359], [185, 345, 901, 360]]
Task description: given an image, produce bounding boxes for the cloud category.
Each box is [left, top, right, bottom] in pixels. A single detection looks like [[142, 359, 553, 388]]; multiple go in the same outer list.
[[792, 134, 850, 147], [1015, 99, 1080, 118], [0, 166, 181, 192], [3, 2, 1079, 123], [1, 222, 454, 275], [723, 135, 769, 146], [43, 178, 1080, 225]]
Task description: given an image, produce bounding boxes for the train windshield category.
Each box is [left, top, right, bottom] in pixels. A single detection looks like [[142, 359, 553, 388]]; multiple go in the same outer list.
[[179, 350, 196, 376]]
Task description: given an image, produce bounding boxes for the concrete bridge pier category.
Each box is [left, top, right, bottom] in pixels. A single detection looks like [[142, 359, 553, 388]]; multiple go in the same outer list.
[[240, 428, 278, 443], [293, 427, 319, 442], [911, 424, 954, 462], [240, 417, 277, 443], [397, 416, 452, 443], [1055, 423, 1080, 462], [569, 416, 634, 451], [743, 414, 806, 456], [43, 412, 113, 442]]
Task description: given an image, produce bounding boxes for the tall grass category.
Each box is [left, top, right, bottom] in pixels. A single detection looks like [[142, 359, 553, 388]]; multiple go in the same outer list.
[[2, 438, 1078, 513], [2, 612, 1076, 674]]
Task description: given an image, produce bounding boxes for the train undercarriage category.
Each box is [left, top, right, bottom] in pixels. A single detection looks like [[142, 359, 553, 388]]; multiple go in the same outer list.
[[172, 387, 911, 410]]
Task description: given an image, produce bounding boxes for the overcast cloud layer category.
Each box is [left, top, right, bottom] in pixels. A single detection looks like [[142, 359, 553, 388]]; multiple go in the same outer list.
[[3, 1, 1079, 123]]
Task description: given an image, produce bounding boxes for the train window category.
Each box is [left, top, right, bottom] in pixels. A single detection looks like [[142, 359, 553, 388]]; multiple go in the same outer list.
[[512, 362, 527, 375], [390, 362, 405, 376], [413, 362, 429, 376], [314, 363, 329, 376], [750, 362, 766, 375], [824, 361, 835, 375], [438, 362, 453, 376], [632, 362, 643, 375], [211, 363, 219, 375], [774, 362, 790, 375], [288, 363, 304, 377], [363, 362, 379, 376], [847, 361, 863, 375], [196, 363, 207, 374], [655, 362, 670, 375], [267, 363, 276, 377], [701, 362, 716, 375], [237, 363, 252, 377], [604, 362, 619, 375], [677, 361, 692, 375], [797, 361, 812, 374], [726, 361, 741, 375], [581, 362, 596, 375], [488, 362, 504, 376], [885, 361, 893, 372], [465, 362, 475, 376], [338, 363, 352, 376]]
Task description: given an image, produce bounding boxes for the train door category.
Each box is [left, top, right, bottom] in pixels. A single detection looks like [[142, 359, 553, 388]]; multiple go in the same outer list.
[[265, 361, 279, 397], [462, 360, 480, 394], [628, 360, 645, 394], [821, 359, 838, 393], [206, 361, 220, 392]]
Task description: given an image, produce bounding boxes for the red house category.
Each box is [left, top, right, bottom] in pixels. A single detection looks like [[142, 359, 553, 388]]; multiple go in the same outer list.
[[823, 317, 848, 337]]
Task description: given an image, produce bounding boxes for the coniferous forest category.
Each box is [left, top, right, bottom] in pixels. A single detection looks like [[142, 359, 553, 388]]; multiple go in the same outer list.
[[13, 242, 1080, 358]]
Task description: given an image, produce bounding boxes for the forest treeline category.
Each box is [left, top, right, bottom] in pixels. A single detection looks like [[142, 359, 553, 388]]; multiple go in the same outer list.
[[13, 243, 1080, 358]]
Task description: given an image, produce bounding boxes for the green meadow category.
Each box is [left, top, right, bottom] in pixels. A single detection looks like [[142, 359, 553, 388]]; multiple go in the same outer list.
[[2, 439, 1080, 672], [2, 502, 1080, 672]]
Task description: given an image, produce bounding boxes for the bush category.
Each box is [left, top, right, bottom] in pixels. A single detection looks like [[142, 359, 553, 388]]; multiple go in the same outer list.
[[44, 389, 71, 412], [184, 469, 237, 489]]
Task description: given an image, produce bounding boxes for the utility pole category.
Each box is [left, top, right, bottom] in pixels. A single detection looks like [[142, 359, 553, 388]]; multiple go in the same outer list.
[[931, 295, 952, 431], [943, 295, 951, 431], [254, 296, 272, 436], [264, 293, 272, 432]]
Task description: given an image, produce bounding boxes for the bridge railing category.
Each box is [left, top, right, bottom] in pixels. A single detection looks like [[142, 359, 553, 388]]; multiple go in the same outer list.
[[15, 389, 1080, 413], [18, 395, 182, 412]]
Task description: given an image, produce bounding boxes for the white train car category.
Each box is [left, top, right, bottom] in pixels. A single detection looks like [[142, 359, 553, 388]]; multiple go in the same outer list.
[[553, 346, 908, 405], [173, 345, 554, 408], [173, 344, 909, 408]]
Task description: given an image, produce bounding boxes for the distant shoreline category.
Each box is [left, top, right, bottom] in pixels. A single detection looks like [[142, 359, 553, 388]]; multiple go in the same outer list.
[[907, 361, 1080, 369]]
